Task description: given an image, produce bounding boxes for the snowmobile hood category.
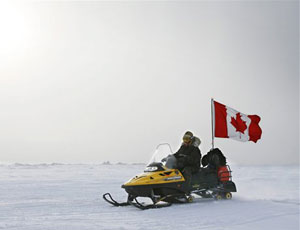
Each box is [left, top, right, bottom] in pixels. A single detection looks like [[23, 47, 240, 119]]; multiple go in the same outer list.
[[122, 167, 185, 187]]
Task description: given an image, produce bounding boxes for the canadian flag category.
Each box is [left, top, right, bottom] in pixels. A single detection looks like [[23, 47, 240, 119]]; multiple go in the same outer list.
[[213, 100, 262, 143]]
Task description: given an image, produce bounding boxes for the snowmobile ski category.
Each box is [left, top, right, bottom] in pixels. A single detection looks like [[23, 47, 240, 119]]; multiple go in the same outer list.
[[102, 193, 130, 207], [128, 197, 172, 210]]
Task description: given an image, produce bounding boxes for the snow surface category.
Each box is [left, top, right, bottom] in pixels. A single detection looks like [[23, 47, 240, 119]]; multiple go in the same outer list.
[[0, 164, 299, 230]]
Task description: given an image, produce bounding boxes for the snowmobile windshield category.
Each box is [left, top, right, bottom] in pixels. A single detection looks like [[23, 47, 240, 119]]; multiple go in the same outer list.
[[146, 143, 177, 171]]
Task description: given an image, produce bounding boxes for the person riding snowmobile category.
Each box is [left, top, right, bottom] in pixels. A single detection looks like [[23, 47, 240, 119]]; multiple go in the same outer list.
[[173, 131, 201, 189]]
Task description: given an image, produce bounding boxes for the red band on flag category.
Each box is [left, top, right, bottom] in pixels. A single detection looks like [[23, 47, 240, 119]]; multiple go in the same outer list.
[[248, 115, 262, 143], [214, 101, 228, 138]]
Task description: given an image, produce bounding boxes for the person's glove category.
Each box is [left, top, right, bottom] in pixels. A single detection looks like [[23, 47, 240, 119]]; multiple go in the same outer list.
[[161, 154, 171, 162]]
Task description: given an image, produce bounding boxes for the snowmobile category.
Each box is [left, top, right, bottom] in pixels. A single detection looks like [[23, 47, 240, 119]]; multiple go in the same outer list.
[[103, 143, 237, 210]]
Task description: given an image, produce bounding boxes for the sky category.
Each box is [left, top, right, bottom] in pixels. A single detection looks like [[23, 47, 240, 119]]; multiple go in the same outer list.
[[0, 0, 299, 165]]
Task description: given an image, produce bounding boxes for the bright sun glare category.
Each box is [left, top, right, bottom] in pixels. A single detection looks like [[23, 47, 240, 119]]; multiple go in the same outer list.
[[0, 2, 32, 59]]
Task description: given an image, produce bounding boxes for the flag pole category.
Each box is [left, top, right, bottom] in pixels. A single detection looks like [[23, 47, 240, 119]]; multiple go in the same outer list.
[[211, 98, 215, 149]]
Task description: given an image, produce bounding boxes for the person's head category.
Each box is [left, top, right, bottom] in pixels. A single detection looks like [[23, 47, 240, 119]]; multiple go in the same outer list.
[[182, 131, 193, 145]]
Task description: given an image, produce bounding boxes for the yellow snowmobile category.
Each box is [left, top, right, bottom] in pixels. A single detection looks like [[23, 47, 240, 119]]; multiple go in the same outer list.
[[103, 144, 237, 210]]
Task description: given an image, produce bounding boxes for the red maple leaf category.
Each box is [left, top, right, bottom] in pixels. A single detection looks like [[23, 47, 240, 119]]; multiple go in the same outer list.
[[231, 113, 247, 134]]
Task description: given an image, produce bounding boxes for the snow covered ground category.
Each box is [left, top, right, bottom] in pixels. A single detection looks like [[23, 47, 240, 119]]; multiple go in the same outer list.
[[0, 164, 299, 230]]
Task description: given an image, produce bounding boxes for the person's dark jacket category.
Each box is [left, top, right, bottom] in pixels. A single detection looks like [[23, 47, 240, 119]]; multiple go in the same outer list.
[[174, 144, 201, 173]]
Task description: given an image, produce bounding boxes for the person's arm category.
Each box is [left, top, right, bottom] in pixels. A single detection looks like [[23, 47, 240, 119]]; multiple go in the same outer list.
[[173, 145, 184, 158]]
